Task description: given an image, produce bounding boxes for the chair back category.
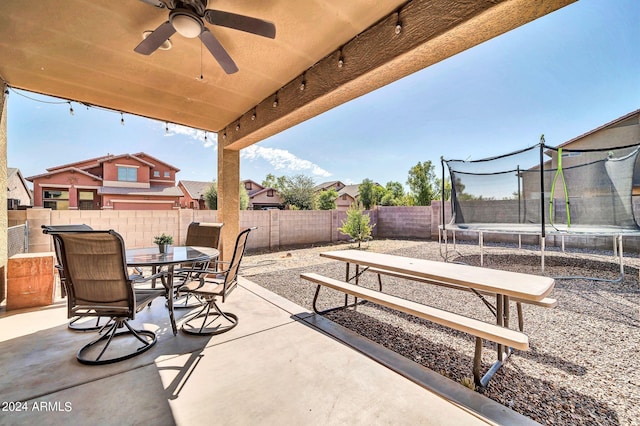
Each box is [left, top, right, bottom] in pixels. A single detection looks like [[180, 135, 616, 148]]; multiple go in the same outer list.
[[55, 230, 136, 319], [43, 224, 94, 297], [221, 227, 254, 300], [185, 222, 223, 248]]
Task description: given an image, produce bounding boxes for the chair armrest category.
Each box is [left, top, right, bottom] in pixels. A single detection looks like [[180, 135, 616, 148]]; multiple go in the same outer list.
[[131, 269, 169, 285]]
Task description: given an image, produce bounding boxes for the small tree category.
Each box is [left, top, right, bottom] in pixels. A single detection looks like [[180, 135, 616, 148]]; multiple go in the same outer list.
[[359, 179, 376, 210], [203, 182, 249, 210], [338, 203, 375, 248], [317, 188, 338, 210]]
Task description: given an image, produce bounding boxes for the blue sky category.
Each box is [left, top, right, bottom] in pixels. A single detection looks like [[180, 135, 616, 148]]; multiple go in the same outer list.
[[7, 0, 639, 190]]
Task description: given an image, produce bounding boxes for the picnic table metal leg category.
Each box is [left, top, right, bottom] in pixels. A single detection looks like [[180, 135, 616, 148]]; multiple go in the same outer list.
[[517, 302, 524, 332], [496, 294, 504, 361], [344, 263, 350, 307], [504, 295, 510, 329]]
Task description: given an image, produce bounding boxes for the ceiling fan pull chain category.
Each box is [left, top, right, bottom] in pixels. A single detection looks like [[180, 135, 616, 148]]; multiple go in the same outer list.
[[200, 40, 204, 80]]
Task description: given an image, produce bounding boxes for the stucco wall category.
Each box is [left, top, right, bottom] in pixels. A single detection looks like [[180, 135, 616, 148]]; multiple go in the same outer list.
[[0, 83, 8, 302]]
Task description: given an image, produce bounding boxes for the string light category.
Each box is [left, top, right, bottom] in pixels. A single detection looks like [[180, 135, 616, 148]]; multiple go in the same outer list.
[[235, 122, 240, 131], [5, 85, 216, 141], [300, 73, 306, 91], [251, 109, 256, 121], [273, 92, 279, 108], [222, 132, 227, 139], [204, 132, 208, 142], [395, 11, 402, 34]]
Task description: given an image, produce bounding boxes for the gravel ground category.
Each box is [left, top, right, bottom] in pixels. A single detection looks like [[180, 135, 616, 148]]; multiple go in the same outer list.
[[241, 239, 640, 425]]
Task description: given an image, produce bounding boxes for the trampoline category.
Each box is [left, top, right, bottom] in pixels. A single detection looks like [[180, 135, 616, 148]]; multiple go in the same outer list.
[[439, 138, 640, 281]]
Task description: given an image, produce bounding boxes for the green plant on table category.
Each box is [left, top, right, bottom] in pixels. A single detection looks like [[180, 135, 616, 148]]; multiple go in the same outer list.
[[153, 233, 174, 246]]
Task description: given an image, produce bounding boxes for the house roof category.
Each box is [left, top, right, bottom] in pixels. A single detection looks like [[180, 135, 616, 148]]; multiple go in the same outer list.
[[556, 108, 640, 149], [248, 187, 280, 199], [47, 154, 114, 172], [133, 152, 180, 172], [314, 181, 344, 192], [337, 184, 361, 199], [7, 167, 32, 194], [98, 186, 184, 197], [25, 167, 103, 182], [242, 179, 265, 196], [97, 153, 156, 169], [179, 180, 214, 199]]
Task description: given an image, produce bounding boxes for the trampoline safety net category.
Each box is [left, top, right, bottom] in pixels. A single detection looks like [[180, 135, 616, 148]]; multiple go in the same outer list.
[[443, 143, 640, 233]]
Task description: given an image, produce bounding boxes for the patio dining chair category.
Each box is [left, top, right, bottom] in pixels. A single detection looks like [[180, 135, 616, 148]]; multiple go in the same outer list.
[[54, 230, 168, 365], [180, 227, 254, 335], [43, 224, 111, 332], [171, 222, 223, 309]]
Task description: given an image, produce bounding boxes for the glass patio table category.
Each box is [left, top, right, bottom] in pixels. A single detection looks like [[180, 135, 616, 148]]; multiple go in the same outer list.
[[126, 246, 220, 335]]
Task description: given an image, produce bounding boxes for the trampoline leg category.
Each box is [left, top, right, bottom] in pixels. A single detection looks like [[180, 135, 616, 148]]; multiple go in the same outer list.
[[618, 235, 624, 279], [518, 234, 522, 250], [561, 235, 565, 253], [479, 232, 484, 267]]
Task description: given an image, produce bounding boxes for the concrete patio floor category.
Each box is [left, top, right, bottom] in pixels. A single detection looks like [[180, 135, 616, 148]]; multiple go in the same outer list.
[[0, 278, 537, 425]]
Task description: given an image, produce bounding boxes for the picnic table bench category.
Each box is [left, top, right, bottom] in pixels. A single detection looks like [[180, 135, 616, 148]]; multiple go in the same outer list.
[[301, 249, 556, 387]]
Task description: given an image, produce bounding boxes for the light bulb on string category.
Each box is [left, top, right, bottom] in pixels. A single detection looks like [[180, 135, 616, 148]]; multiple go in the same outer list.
[[165, 122, 169, 134], [68, 102, 74, 116], [120, 113, 125, 126]]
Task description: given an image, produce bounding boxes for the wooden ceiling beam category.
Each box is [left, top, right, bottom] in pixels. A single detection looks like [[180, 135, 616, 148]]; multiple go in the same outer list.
[[221, 0, 575, 151]]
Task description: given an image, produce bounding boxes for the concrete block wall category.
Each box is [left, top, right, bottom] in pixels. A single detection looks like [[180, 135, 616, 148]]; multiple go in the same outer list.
[[16, 203, 640, 254], [377, 206, 430, 239], [241, 210, 271, 250], [278, 210, 333, 247]]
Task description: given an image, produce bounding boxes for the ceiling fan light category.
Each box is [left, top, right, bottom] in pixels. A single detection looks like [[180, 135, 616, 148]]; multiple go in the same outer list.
[[171, 13, 202, 38]]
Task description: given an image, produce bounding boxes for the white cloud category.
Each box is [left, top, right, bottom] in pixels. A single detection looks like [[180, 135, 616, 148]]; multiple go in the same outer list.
[[164, 123, 217, 148], [241, 145, 331, 177]]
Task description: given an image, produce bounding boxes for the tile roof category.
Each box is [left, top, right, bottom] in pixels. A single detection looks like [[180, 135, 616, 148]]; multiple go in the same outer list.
[[179, 180, 214, 199]]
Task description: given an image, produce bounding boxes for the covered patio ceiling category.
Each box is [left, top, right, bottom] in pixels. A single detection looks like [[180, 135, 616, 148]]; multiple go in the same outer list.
[[0, 0, 575, 151]]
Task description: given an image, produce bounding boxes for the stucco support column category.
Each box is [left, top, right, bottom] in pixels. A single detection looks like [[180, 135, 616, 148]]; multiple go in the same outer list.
[[0, 82, 8, 302], [218, 145, 239, 262]]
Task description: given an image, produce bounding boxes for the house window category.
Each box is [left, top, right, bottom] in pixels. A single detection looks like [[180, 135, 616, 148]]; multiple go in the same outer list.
[[267, 189, 274, 197], [164, 171, 170, 178], [245, 182, 252, 190], [43, 190, 69, 210], [118, 166, 137, 182], [341, 195, 347, 200], [153, 171, 160, 177]]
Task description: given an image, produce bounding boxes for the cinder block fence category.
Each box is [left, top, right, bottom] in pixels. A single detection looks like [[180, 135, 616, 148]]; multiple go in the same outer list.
[[9, 201, 640, 255]]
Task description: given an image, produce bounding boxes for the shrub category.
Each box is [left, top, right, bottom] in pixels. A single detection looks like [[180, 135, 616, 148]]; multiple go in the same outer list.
[[338, 203, 374, 248]]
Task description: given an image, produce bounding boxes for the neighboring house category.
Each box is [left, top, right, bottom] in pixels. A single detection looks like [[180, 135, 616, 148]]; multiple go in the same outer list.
[[26, 152, 182, 210], [549, 108, 640, 193], [336, 184, 361, 211], [314, 180, 345, 193], [178, 180, 214, 209], [7, 167, 33, 209], [242, 179, 283, 210]]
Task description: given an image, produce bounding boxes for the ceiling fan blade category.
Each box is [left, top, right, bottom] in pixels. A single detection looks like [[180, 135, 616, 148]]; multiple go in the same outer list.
[[204, 10, 276, 39], [134, 21, 176, 55], [138, 0, 167, 8], [199, 28, 239, 74]]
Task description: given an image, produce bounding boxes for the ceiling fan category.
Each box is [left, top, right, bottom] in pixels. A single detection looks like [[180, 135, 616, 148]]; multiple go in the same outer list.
[[135, 0, 276, 74]]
